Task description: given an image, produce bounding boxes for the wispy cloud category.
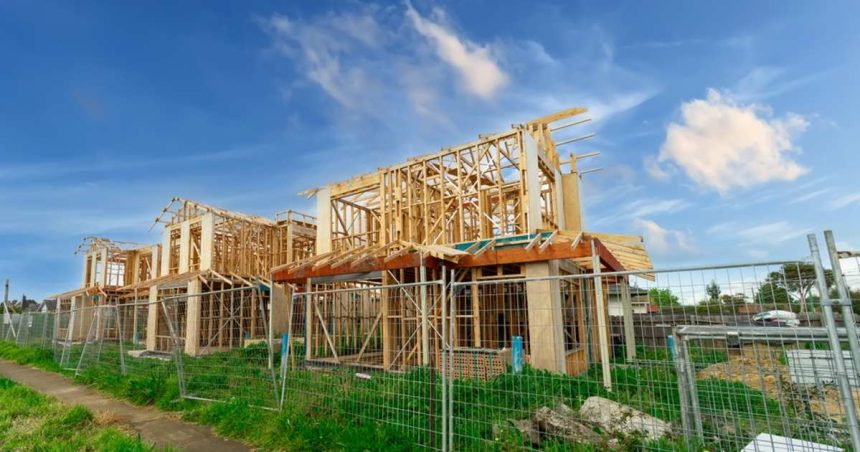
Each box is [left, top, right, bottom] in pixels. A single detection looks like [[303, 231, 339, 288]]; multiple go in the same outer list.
[[261, 8, 389, 115], [260, 3, 509, 124], [405, 3, 508, 99], [828, 192, 860, 210], [0, 145, 265, 182], [732, 66, 825, 102], [0, 209, 154, 236], [788, 188, 830, 204], [257, 3, 658, 171], [737, 221, 810, 246], [593, 197, 689, 227], [648, 89, 809, 194], [632, 218, 696, 258]]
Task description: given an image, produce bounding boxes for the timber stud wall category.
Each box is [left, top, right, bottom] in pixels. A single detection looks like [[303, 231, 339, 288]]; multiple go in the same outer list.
[[323, 128, 562, 254], [277, 107, 645, 377]]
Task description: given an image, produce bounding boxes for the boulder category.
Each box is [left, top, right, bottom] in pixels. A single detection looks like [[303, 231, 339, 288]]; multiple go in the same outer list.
[[579, 396, 671, 441], [532, 403, 602, 444], [509, 418, 540, 445]]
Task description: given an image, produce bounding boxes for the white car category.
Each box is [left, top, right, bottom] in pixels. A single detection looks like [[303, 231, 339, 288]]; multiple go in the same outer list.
[[752, 310, 800, 327]]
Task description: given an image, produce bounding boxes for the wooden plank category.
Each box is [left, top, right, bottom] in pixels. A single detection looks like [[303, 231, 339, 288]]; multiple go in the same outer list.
[[538, 230, 558, 253], [273, 254, 440, 283]]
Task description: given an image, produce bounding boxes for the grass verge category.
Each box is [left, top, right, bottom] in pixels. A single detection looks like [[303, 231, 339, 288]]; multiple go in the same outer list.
[[0, 376, 152, 451], [0, 340, 847, 451]]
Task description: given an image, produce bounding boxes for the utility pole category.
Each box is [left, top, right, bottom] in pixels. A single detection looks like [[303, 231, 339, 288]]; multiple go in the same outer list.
[[2, 279, 11, 339]]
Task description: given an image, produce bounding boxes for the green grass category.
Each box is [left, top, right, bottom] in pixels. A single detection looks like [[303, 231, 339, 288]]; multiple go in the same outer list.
[[0, 339, 849, 451], [0, 341, 64, 372], [0, 376, 152, 451]]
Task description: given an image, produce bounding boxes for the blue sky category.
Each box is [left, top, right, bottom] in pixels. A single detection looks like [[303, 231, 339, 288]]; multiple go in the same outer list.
[[2, 1, 859, 301]]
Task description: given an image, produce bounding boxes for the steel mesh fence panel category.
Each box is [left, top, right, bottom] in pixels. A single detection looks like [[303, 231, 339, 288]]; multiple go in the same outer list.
[[0, 232, 857, 450], [676, 326, 854, 450], [14, 312, 29, 345], [278, 281, 448, 449], [445, 260, 860, 451], [53, 307, 74, 365], [0, 315, 10, 341], [168, 286, 281, 410], [75, 302, 176, 396], [16, 312, 55, 349]]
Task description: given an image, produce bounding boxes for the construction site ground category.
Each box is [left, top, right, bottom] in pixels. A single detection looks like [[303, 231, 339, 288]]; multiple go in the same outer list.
[[697, 343, 860, 420]]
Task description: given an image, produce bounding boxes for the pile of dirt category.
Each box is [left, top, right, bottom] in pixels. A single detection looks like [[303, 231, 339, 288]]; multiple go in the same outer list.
[[696, 344, 860, 420]]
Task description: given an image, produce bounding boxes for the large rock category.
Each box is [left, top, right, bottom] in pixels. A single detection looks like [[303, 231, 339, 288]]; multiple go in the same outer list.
[[532, 403, 602, 444], [579, 396, 671, 441], [508, 418, 540, 445]]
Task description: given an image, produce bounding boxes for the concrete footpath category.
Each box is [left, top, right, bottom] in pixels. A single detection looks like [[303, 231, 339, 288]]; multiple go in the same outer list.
[[0, 359, 249, 452]]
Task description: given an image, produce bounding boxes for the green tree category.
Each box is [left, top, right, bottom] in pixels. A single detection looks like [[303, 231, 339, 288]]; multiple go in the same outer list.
[[720, 293, 747, 305], [648, 288, 680, 307], [761, 263, 833, 313], [755, 281, 791, 306], [705, 280, 721, 302]]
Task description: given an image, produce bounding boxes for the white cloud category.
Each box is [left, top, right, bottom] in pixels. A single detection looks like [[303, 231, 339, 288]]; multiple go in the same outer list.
[[644, 155, 671, 181], [586, 91, 655, 123], [405, 4, 508, 99], [593, 197, 689, 228], [737, 221, 809, 245], [732, 66, 823, 102], [628, 198, 690, 218], [632, 218, 696, 257], [706, 221, 737, 236], [259, 4, 510, 124], [262, 11, 386, 114], [788, 188, 829, 204], [649, 89, 809, 193], [828, 192, 860, 210], [257, 4, 658, 176]]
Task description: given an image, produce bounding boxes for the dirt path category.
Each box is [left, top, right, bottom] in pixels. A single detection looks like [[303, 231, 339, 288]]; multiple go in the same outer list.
[[0, 359, 249, 452]]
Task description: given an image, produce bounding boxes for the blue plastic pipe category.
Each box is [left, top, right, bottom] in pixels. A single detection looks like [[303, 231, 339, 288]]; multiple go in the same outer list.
[[512, 336, 523, 373]]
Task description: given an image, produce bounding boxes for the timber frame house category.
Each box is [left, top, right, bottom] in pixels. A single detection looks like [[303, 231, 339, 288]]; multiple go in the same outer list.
[[272, 107, 654, 376], [127, 198, 316, 355], [51, 237, 160, 343], [50, 200, 316, 357]]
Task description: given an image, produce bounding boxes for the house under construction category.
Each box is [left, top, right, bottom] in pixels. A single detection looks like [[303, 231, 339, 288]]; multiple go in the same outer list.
[[118, 198, 317, 356], [51, 200, 316, 357], [51, 237, 160, 343], [272, 107, 653, 377]]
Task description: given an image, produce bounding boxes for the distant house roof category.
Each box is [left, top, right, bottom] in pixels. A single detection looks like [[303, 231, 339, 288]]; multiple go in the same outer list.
[[607, 284, 650, 297]]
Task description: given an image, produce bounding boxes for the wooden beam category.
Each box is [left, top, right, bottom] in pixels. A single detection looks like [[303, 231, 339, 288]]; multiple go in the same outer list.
[[273, 254, 440, 284]]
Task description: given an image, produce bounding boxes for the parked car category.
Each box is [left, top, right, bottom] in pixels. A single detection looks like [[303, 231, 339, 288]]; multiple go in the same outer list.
[[752, 310, 800, 327]]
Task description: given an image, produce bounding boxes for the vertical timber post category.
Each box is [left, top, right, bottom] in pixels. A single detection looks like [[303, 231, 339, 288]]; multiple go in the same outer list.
[[621, 279, 636, 361], [524, 261, 566, 372], [591, 239, 612, 390], [184, 279, 201, 356], [2, 279, 11, 339], [146, 286, 158, 352]]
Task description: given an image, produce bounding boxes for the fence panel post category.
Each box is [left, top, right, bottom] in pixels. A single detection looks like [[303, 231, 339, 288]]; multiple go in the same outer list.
[[160, 297, 186, 397], [825, 230, 860, 381], [809, 233, 860, 450]]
